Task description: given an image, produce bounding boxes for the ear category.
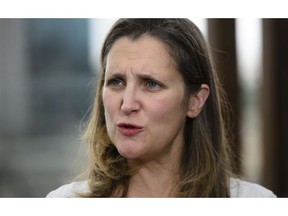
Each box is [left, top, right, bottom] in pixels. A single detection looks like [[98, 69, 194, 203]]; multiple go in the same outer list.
[[187, 84, 210, 118]]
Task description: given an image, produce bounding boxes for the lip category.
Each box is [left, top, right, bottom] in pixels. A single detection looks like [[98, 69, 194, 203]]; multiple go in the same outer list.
[[117, 122, 144, 136]]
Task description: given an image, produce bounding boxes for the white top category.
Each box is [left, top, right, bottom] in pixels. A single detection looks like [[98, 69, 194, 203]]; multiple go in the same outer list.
[[46, 178, 276, 198]]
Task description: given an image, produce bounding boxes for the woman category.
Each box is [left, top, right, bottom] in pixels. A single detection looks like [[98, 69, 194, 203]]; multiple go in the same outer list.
[[47, 19, 275, 197]]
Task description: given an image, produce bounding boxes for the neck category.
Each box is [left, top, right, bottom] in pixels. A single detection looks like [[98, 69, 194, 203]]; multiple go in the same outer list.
[[126, 159, 180, 197]]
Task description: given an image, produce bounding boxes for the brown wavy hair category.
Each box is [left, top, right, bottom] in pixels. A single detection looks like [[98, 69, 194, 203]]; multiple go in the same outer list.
[[83, 19, 233, 197]]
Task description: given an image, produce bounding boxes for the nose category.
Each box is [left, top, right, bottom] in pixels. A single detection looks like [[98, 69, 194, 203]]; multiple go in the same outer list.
[[120, 86, 140, 114]]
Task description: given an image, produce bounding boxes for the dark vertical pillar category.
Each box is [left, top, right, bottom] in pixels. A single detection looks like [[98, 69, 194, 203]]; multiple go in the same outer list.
[[207, 19, 241, 175], [262, 19, 288, 197]]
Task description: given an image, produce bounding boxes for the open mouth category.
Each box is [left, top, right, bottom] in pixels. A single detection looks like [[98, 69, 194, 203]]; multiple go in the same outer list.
[[123, 125, 135, 129]]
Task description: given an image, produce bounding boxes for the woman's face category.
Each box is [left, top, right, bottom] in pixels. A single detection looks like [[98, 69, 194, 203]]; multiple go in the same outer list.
[[102, 35, 189, 162]]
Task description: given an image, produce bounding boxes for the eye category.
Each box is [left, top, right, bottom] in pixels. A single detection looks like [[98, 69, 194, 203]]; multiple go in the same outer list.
[[145, 80, 161, 90], [106, 79, 125, 88]]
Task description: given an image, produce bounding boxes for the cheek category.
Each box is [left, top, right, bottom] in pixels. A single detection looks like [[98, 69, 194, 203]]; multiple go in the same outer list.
[[147, 94, 186, 122], [103, 90, 118, 120]]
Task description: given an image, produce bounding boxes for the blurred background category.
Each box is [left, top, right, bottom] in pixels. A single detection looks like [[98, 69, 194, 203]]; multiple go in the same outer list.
[[0, 18, 287, 197]]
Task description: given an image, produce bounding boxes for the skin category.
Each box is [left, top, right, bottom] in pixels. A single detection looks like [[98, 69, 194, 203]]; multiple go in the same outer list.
[[102, 35, 209, 196]]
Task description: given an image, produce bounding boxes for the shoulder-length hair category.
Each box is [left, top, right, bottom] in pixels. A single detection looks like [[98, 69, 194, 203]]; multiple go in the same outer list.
[[84, 18, 233, 197]]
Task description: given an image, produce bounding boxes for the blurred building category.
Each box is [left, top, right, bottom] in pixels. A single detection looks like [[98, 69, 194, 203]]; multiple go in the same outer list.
[[0, 19, 93, 196]]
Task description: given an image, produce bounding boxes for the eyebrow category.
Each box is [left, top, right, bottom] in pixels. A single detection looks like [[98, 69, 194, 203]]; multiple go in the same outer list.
[[137, 73, 157, 80], [105, 72, 125, 79], [105, 69, 168, 83]]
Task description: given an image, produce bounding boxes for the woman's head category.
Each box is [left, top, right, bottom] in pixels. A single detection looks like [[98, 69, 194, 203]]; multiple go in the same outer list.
[[102, 35, 195, 162], [85, 19, 231, 197]]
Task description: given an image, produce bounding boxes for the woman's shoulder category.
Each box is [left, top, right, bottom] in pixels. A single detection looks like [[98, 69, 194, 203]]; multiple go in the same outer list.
[[229, 178, 276, 198], [46, 180, 90, 198]]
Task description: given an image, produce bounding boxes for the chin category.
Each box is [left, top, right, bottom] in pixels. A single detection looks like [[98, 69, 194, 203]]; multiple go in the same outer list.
[[117, 148, 141, 159]]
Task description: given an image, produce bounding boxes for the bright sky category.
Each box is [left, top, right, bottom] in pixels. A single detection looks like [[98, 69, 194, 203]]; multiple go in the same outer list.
[[236, 19, 262, 89]]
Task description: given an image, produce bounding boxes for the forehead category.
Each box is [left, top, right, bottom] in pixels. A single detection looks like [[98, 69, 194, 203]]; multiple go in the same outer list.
[[106, 35, 176, 70]]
